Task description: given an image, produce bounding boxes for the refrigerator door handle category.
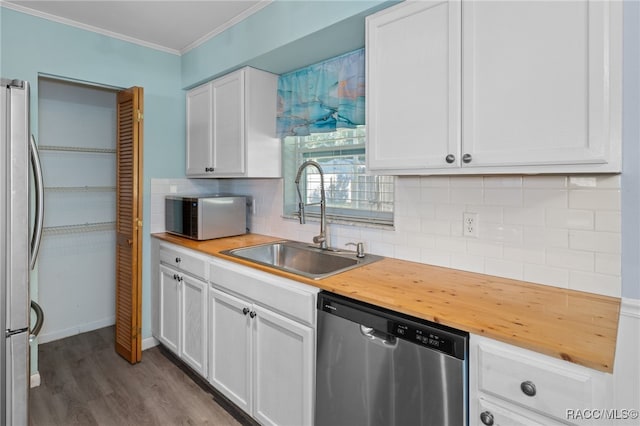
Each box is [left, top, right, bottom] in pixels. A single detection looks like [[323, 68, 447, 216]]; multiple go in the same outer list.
[[29, 134, 44, 270]]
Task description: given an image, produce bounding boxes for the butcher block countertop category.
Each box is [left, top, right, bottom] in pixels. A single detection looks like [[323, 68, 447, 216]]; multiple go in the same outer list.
[[153, 232, 620, 373]]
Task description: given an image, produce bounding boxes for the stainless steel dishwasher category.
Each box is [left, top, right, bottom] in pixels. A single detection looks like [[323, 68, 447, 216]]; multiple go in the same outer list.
[[315, 291, 468, 426]]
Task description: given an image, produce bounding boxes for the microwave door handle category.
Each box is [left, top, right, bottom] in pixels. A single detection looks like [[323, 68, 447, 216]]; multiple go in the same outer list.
[[30, 134, 44, 270]]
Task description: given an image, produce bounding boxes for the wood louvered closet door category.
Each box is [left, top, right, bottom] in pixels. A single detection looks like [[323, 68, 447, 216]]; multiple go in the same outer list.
[[115, 87, 144, 364]]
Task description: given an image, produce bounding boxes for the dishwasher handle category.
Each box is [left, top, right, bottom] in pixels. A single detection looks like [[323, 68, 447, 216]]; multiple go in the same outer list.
[[360, 325, 397, 347]]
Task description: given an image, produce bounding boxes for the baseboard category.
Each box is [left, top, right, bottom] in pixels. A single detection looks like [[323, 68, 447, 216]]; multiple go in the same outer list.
[[142, 336, 159, 351], [621, 297, 640, 318], [37, 316, 116, 344], [30, 372, 41, 388]]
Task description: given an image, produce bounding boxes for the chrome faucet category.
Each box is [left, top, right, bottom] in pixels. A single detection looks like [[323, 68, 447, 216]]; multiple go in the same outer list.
[[294, 160, 327, 249]]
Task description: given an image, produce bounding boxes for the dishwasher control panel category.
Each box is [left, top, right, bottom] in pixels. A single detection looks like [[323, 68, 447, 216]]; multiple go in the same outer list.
[[395, 323, 454, 355]]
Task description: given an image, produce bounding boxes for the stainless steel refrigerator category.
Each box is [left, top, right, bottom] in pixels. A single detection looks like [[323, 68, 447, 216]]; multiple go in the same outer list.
[[1, 78, 44, 425]]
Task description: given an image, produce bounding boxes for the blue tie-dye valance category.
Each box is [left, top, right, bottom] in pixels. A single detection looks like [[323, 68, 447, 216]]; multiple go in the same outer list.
[[276, 48, 365, 138]]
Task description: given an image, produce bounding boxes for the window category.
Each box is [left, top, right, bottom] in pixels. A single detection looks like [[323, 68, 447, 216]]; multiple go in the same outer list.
[[283, 126, 394, 226]]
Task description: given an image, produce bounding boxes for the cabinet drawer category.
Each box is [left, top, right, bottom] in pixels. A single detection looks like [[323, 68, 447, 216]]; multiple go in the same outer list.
[[209, 258, 318, 326], [477, 342, 594, 422], [160, 243, 207, 280], [476, 397, 565, 426]]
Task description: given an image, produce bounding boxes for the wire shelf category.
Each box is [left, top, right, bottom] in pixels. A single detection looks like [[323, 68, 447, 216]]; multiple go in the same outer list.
[[44, 186, 116, 193], [42, 221, 116, 236], [38, 145, 116, 154]]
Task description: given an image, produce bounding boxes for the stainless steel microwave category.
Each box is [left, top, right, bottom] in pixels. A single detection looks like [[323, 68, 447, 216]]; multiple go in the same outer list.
[[165, 195, 247, 240]]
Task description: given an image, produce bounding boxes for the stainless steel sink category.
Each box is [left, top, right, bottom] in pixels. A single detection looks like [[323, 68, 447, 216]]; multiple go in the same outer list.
[[221, 240, 383, 280]]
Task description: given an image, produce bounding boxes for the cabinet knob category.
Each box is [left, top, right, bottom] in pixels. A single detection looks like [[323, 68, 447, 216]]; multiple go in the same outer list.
[[480, 411, 494, 426], [175, 257, 181, 263], [462, 153, 472, 163], [249, 311, 257, 318], [205, 167, 215, 172], [445, 154, 455, 164], [520, 380, 537, 397], [173, 274, 178, 280], [242, 307, 250, 316]]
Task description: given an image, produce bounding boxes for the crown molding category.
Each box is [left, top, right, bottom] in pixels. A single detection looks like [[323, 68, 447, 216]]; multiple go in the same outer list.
[[180, 0, 273, 55], [1, 0, 274, 57]]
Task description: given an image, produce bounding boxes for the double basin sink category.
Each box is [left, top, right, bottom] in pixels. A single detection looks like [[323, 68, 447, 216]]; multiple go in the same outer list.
[[221, 240, 383, 280]]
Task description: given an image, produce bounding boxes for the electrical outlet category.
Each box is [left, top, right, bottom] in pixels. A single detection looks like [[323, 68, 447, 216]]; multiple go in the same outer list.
[[463, 212, 478, 238]]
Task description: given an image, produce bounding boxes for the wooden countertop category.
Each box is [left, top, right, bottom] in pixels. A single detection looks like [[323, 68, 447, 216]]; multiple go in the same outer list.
[[153, 232, 620, 373]]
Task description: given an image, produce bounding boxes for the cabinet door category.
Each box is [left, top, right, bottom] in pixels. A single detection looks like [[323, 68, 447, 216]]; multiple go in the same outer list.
[[212, 70, 245, 175], [158, 265, 180, 355], [366, 1, 461, 173], [462, 1, 621, 171], [253, 306, 314, 426], [180, 274, 208, 377], [209, 287, 252, 413], [186, 83, 214, 176]]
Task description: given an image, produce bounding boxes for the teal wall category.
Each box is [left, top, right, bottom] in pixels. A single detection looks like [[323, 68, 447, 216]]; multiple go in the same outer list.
[[0, 1, 394, 374], [0, 7, 184, 367], [181, 0, 393, 87]]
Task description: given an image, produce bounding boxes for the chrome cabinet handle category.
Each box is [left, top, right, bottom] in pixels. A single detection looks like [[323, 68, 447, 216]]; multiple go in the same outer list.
[[462, 153, 472, 163], [249, 311, 257, 318], [205, 167, 214, 172], [480, 411, 494, 426], [242, 307, 250, 315], [445, 154, 455, 164], [520, 380, 536, 397], [175, 257, 181, 263], [173, 274, 178, 280]]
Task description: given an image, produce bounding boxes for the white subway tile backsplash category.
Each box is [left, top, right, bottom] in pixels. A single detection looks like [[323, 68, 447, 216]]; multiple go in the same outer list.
[[595, 210, 621, 232], [568, 271, 621, 297], [595, 253, 622, 276], [503, 245, 546, 265], [524, 264, 569, 288], [420, 187, 449, 203], [483, 176, 523, 188], [484, 188, 522, 206], [569, 189, 621, 211], [569, 230, 621, 254], [523, 227, 569, 248], [503, 206, 545, 226], [523, 189, 568, 208], [523, 176, 568, 188], [450, 176, 483, 187], [168, 173, 620, 298], [479, 223, 523, 244], [467, 240, 503, 258], [546, 248, 594, 272], [450, 187, 484, 204], [484, 258, 523, 281], [546, 209, 594, 230]]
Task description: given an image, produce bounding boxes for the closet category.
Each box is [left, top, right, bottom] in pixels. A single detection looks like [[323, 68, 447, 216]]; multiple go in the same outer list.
[[37, 77, 118, 343]]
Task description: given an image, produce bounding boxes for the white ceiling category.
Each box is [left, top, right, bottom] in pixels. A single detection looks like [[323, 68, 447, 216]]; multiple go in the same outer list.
[[2, 0, 271, 55]]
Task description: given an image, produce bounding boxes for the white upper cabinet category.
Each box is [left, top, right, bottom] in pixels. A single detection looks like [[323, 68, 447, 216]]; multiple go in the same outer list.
[[367, 0, 461, 171], [366, 0, 622, 175], [186, 67, 281, 178]]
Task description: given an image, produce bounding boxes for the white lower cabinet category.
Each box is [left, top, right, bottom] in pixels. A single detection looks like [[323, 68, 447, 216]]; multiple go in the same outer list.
[[208, 257, 317, 426], [470, 334, 613, 426], [209, 287, 314, 426], [158, 264, 208, 377]]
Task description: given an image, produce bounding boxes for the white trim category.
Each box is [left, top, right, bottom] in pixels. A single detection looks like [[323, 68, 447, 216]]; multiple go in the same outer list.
[[37, 316, 115, 344], [620, 297, 640, 319], [30, 372, 41, 388], [180, 0, 273, 55], [142, 336, 160, 351], [1, 0, 273, 57]]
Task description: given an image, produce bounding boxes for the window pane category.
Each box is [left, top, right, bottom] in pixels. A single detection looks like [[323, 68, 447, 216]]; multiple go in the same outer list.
[[283, 126, 394, 225]]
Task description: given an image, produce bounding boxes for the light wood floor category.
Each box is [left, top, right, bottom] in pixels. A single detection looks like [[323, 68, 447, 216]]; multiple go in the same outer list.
[[30, 326, 249, 426]]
